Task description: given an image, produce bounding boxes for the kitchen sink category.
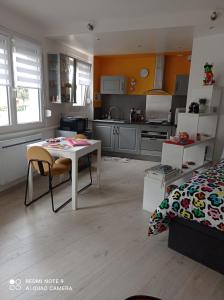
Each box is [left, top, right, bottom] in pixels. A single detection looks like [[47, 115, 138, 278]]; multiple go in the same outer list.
[[94, 119, 126, 123]]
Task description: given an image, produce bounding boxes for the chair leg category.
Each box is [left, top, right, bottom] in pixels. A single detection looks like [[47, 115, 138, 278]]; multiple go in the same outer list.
[[49, 176, 55, 212], [24, 161, 31, 206], [49, 174, 72, 213], [24, 163, 71, 212]]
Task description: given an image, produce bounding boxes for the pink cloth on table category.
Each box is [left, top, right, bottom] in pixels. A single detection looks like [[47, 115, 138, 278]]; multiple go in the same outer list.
[[65, 138, 90, 147]]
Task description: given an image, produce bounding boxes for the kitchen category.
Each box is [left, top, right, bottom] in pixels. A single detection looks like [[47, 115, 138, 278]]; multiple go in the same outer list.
[[92, 53, 191, 161]]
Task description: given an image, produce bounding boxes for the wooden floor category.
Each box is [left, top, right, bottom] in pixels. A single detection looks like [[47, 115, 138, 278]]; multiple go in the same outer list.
[[0, 157, 224, 300]]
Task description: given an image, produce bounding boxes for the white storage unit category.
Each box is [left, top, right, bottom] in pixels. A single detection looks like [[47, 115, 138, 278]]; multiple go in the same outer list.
[[177, 113, 218, 138], [143, 175, 166, 212], [143, 168, 193, 213], [187, 85, 221, 113], [143, 85, 221, 213], [161, 138, 214, 170]]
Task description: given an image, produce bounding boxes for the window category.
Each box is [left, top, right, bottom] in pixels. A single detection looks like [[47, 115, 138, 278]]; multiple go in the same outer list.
[[13, 38, 42, 124], [0, 30, 42, 128], [0, 34, 10, 126], [75, 60, 91, 106]]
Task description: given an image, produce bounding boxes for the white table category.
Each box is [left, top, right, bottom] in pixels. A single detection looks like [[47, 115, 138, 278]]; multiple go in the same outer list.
[[27, 139, 101, 210]]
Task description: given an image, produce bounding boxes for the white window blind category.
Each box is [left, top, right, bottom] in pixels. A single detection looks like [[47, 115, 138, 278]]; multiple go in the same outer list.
[[0, 34, 10, 86], [76, 61, 91, 86], [13, 38, 42, 88], [76, 61, 91, 105]]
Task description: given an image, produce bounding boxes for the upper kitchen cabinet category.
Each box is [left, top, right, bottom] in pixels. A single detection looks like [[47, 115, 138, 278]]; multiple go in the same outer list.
[[164, 53, 191, 95], [100, 76, 127, 94], [48, 54, 60, 103], [174, 74, 189, 96], [48, 53, 75, 103]]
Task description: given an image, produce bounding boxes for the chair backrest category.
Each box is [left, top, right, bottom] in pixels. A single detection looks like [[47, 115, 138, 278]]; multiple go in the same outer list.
[[74, 134, 87, 140], [27, 146, 54, 175]]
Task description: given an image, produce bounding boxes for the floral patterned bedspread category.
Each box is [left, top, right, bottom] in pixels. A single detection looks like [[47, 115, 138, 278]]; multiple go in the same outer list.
[[148, 160, 224, 235]]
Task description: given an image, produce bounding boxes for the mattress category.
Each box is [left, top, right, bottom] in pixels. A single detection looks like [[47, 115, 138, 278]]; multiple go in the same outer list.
[[148, 160, 224, 235]]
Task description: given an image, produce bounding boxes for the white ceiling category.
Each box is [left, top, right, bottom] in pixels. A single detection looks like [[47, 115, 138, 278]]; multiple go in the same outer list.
[[57, 27, 194, 55], [0, 0, 224, 55]]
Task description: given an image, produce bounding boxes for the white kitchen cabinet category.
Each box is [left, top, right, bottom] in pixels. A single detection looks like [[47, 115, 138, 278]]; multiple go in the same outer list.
[[100, 76, 126, 94]]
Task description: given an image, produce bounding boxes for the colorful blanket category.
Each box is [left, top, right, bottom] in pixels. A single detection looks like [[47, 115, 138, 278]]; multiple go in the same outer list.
[[148, 160, 224, 235]]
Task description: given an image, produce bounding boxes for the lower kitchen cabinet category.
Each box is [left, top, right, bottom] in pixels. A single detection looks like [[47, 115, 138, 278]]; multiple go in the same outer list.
[[114, 126, 139, 154], [93, 123, 140, 154], [93, 124, 115, 152], [93, 121, 173, 160]]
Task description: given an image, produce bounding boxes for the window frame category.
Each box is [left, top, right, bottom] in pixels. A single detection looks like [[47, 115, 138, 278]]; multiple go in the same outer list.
[[73, 59, 92, 107], [0, 27, 44, 133]]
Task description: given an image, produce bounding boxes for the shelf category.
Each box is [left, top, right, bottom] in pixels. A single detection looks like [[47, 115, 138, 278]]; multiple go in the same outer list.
[[164, 137, 215, 149], [165, 160, 212, 186], [179, 112, 217, 117]]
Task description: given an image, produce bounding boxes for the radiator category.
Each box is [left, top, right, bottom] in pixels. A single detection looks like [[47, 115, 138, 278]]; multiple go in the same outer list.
[[0, 134, 42, 186]]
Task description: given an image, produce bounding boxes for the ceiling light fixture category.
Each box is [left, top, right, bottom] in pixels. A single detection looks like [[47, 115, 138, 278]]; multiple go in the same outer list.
[[87, 22, 95, 31], [210, 11, 218, 21]]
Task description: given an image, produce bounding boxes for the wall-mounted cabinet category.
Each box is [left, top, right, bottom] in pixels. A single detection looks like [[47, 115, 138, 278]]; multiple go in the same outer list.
[[100, 76, 127, 94], [48, 53, 75, 103]]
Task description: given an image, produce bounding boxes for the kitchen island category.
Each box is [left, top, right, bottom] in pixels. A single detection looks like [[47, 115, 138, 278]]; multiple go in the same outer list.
[[92, 120, 174, 161]]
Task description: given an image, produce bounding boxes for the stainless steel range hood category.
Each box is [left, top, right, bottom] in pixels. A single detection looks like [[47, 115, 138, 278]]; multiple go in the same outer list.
[[145, 55, 169, 94]]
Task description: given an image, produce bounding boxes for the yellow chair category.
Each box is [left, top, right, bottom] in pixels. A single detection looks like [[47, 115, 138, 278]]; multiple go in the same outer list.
[[24, 146, 72, 213]]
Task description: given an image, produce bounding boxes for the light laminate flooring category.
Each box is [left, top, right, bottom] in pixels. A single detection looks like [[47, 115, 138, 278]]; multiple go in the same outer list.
[[0, 157, 223, 300]]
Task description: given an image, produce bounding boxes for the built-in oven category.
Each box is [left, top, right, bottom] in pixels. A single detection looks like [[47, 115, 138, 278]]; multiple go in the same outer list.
[[140, 129, 169, 155]]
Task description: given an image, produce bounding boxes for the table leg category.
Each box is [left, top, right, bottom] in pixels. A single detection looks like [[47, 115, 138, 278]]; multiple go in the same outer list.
[[71, 155, 78, 210], [96, 145, 101, 187], [28, 163, 33, 201]]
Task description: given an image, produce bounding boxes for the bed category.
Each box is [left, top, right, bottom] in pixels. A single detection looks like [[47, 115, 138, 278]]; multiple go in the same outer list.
[[148, 160, 224, 274]]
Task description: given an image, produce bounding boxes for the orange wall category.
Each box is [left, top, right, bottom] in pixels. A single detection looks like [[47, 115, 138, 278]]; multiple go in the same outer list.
[[93, 52, 191, 107], [164, 52, 191, 95], [94, 54, 156, 95]]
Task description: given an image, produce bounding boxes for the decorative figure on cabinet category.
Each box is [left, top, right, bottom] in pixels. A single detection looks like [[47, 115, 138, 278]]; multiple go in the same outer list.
[[203, 63, 215, 85], [129, 78, 136, 92], [178, 132, 190, 145]]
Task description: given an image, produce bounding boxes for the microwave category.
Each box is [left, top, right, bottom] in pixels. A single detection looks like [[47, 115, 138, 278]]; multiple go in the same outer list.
[[60, 117, 88, 133]]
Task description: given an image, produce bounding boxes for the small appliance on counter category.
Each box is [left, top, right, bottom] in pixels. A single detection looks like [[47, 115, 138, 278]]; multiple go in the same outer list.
[[57, 116, 91, 138], [130, 108, 145, 123], [60, 116, 88, 133]]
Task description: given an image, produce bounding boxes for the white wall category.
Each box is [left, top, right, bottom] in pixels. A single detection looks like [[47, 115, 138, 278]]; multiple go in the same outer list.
[[0, 5, 93, 137], [187, 33, 224, 160]]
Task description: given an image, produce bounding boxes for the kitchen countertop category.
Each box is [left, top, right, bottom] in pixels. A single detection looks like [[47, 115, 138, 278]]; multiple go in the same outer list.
[[93, 119, 173, 126]]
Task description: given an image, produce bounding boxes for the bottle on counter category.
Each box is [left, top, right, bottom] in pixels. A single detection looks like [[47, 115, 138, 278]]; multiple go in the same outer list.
[[167, 110, 171, 123], [130, 108, 136, 123]]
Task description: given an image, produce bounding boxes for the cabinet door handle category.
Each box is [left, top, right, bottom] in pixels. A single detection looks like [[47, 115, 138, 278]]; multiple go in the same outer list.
[[113, 126, 115, 135], [116, 126, 119, 135]]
